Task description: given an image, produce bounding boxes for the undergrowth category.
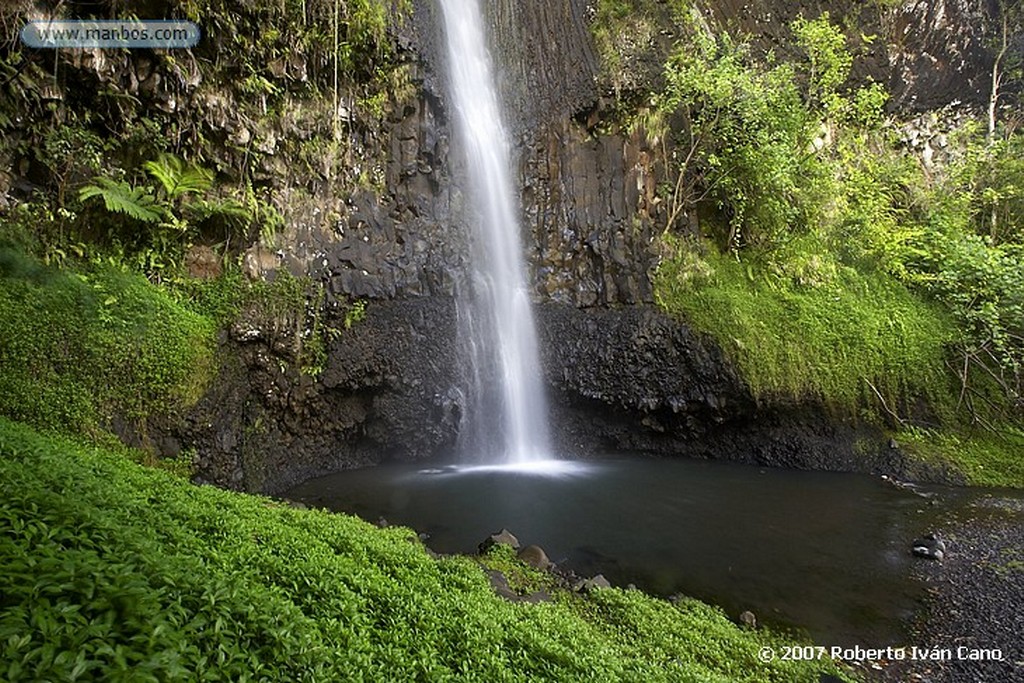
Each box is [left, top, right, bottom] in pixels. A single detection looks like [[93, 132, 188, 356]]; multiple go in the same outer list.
[[0, 246, 215, 434], [0, 419, 856, 682]]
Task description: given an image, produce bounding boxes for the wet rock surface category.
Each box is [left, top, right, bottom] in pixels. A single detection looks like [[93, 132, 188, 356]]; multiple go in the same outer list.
[[176, 296, 461, 494], [523, 123, 661, 306]]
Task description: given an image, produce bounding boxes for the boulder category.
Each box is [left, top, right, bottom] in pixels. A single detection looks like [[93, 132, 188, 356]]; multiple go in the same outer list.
[[479, 528, 521, 554], [912, 532, 947, 561], [517, 545, 553, 570], [574, 574, 612, 593]]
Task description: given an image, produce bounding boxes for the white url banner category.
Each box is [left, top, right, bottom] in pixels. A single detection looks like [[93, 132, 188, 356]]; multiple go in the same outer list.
[[21, 20, 200, 49]]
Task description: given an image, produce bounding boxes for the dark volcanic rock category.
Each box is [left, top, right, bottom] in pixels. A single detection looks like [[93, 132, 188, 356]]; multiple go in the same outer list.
[[575, 574, 612, 593], [480, 529, 522, 553], [518, 545, 554, 570], [178, 296, 462, 494], [523, 124, 662, 306], [912, 533, 948, 561], [665, 0, 1003, 113], [537, 302, 964, 484]]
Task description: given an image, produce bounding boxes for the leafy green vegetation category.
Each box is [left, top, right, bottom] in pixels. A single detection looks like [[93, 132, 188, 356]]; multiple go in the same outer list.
[[0, 418, 856, 682], [478, 544, 558, 595], [0, 0, 410, 284], [0, 246, 215, 434], [649, 23, 818, 248], [74, 153, 281, 277], [640, 11, 1023, 481]]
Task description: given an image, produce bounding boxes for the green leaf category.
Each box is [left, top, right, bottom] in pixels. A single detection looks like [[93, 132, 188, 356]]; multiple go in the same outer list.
[[143, 154, 213, 200], [78, 178, 164, 224]]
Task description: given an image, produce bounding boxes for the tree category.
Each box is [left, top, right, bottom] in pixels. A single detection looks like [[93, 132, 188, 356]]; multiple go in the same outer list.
[[650, 18, 816, 250], [988, 0, 1023, 144]]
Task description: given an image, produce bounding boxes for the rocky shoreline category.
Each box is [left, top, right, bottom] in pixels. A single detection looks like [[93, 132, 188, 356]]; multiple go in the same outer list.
[[872, 495, 1024, 682]]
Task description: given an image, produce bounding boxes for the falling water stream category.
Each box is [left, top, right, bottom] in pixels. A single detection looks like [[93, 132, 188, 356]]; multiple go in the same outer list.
[[438, 0, 551, 464]]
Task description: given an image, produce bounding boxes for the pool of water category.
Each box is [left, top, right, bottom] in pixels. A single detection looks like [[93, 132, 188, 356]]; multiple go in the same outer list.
[[283, 456, 962, 646]]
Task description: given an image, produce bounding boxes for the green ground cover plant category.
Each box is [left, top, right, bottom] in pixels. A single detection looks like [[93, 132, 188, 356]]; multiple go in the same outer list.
[[898, 425, 1024, 488], [0, 418, 857, 682], [0, 245, 215, 434], [655, 241, 954, 411]]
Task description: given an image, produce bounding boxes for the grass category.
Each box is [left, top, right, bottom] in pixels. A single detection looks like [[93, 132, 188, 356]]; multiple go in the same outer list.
[[654, 240, 955, 412], [0, 246, 215, 434], [0, 418, 857, 682], [654, 239, 1024, 488], [897, 426, 1024, 489]]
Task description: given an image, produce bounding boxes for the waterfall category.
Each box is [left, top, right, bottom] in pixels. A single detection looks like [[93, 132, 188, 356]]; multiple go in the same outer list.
[[438, 0, 551, 464]]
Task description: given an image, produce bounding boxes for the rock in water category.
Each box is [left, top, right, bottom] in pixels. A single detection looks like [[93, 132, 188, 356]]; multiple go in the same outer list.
[[517, 545, 553, 570], [479, 528, 521, 554], [739, 610, 757, 629], [912, 532, 946, 561]]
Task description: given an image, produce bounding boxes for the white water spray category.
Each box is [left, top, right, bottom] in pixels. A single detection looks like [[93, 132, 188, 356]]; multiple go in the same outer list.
[[438, 0, 551, 463]]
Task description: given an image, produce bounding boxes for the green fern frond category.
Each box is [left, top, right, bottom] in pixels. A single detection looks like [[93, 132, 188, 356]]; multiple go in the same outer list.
[[144, 153, 213, 200], [190, 197, 250, 221], [78, 177, 164, 223]]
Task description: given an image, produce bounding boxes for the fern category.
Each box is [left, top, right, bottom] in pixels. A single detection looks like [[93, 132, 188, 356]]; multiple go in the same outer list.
[[144, 153, 213, 200], [78, 178, 164, 223], [191, 197, 249, 222]]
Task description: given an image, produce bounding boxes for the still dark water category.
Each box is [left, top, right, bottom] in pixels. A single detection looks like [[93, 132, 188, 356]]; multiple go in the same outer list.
[[283, 457, 960, 647]]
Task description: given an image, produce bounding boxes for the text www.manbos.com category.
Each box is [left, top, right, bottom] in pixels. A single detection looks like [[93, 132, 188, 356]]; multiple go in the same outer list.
[[21, 20, 200, 49]]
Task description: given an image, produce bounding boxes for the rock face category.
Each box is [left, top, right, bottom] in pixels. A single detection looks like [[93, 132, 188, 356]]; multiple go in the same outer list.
[[523, 124, 661, 306], [699, 0, 1001, 112], [114, 0, 1006, 492], [186, 296, 463, 493]]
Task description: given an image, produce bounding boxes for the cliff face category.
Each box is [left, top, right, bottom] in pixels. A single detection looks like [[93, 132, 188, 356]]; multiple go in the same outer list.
[[187, 0, 1010, 491], [702, 0, 998, 111], [0, 0, 1009, 491]]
